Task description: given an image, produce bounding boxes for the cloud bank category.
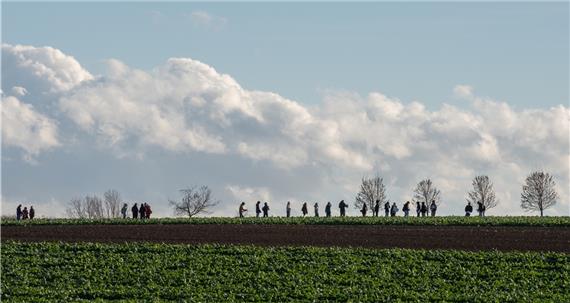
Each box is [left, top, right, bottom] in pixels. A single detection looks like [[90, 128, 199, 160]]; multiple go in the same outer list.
[[2, 43, 569, 217]]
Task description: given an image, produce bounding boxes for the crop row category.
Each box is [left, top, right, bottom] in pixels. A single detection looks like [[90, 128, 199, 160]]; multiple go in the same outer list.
[[1, 241, 569, 302], [2, 216, 570, 226]]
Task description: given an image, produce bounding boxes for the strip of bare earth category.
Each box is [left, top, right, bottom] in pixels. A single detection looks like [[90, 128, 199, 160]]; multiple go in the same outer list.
[[2, 224, 569, 252]]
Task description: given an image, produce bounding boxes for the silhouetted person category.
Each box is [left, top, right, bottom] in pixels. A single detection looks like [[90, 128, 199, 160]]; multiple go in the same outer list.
[[145, 204, 152, 219], [465, 202, 473, 217], [420, 202, 427, 217], [132, 203, 138, 219], [301, 203, 308, 217], [481, 204, 486, 217], [262, 202, 269, 217], [314, 203, 319, 217], [477, 201, 484, 217], [286, 201, 291, 218], [360, 203, 367, 217], [256, 201, 262, 218], [139, 203, 146, 219], [374, 200, 380, 217], [29, 206, 35, 220], [390, 203, 399, 217], [430, 200, 437, 217], [416, 202, 421, 217], [239, 202, 247, 218], [22, 207, 29, 220], [121, 203, 128, 219], [403, 201, 410, 217], [325, 202, 332, 217], [384, 201, 390, 217], [339, 200, 348, 217], [16, 204, 22, 221]]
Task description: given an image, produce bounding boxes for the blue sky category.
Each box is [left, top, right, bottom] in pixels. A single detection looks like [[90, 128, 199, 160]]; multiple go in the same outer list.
[[3, 2, 568, 109], [1, 2, 569, 218]]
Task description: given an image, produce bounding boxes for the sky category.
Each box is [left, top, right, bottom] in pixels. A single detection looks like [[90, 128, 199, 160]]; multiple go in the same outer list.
[[1, 2, 569, 218]]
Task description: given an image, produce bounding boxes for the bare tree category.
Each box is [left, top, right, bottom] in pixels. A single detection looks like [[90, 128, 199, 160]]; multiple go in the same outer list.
[[104, 189, 122, 218], [66, 197, 87, 218], [85, 195, 104, 219], [521, 171, 558, 217], [354, 174, 387, 211], [169, 186, 219, 218], [466, 175, 498, 211], [413, 179, 441, 205]]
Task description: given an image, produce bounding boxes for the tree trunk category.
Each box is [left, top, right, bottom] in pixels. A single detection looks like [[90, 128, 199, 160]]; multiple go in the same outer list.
[[540, 208, 543, 217]]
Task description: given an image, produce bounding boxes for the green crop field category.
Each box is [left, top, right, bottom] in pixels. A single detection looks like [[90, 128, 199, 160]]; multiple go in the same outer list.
[[1, 241, 569, 302], [2, 216, 570, 227]]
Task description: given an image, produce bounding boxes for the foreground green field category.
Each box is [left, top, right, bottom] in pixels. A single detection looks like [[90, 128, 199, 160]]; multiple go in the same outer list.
[[2, 241, 569, 302], [3, 216, 570, 227]]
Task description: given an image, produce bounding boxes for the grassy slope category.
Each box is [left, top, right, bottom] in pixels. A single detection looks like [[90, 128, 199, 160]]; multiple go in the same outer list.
[[1, 241, 569, 302]]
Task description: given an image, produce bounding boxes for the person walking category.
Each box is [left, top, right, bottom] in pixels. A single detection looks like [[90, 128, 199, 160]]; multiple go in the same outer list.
[[16, 204, 22, 221], [139, 203, 146, 219], [301, 202, 308, 217], [465, 202, 473, 217], [145, 204, 152, 219], [477, 201, 484, 217], [403, 201, 410, 217], [286, 201, 291, 218], [132, 203, 138, 219], [22, 207, 29, 220], [256, 201, 262, 218], [314, 203, 319, 217], [374, 200, 380, 217], [239, 202, 247, 218], [360, 203, 367, 217], [121, 203, 128, 219], [339, 200, 348, 217], [390, 203, 399, 217], [262, 202, 270, 217], [420, 202, 428, 217], [384, 201, 390, 217], [29, 206, 35, 220], [430, 200, 437, 217], [325, 202, 332, 217]]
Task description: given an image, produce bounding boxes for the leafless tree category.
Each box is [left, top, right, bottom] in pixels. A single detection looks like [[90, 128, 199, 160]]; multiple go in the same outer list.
[[354, 174, 387, 211], [85, 195, 104, 219], [466, 175, 498, 211], [66, 197, 87, 218], [169, 186, 219, 218], [413, 179, 441, 206], [104, 189, 122, 218], [521, 171, 558, 217]]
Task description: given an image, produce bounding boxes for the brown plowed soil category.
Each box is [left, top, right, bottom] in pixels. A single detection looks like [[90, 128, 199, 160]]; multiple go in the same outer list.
[[2, 224, 569, 252]]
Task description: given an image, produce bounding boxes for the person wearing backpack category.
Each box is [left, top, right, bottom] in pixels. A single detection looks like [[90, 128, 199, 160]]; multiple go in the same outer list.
[[430, 200, 437, 217], [390, 203, 399, 217]]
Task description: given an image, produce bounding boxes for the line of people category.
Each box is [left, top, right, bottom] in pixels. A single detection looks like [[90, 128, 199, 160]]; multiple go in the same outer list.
[[124, 203, 153, 219], [16, 204, 35, 220]]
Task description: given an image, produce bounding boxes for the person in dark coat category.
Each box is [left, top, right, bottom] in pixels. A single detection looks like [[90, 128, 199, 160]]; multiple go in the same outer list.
[[239, 202, 247, 218], [420, 202, 428, 217], [145, 204, 152, 219], [301, 203, 308, 217], [16, 204, 22, 221], [325, 202, 332, 217], [416, 202, 421, 217], [29, 206, 35, 220], [373, 200, 380, 217], [256, 201, 262, 218], [465, 202, 473, 217], [314, 203, 319, 217], [139, 203, 146, 219], [132, 203, 138, 219], [286, 201, 291, 218], [22, 207, 29, 220], [384, 201, 390, 217], [477, 201, 484, 217], [360, 203, 367, 217], [338, 200, 348, 217], [121, 203, 128, 219], [430, 200, 437, 217], [262, 202, 270, 217], [403, 201, 410, 217], [390, 202, 399, 217]]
